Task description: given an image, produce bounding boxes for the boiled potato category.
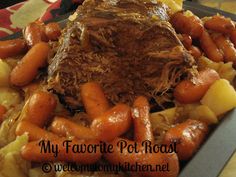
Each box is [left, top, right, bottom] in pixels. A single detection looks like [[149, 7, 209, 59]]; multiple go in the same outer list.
[[217, 62, 236, 83], [189, 105, 218, 125], [0, 134, 28, 154], [174, 0, 183, 6], [0, 104, 23, 147], [0, 59, 11, 87], [158, 0, 183, 13], [0, 119, 16, 147], [201, 79, 236, 116], [175, 103, 217, 124], [0, 87, 21, 109], [1, 152, 29, 177], [0, 134, 30, 177]]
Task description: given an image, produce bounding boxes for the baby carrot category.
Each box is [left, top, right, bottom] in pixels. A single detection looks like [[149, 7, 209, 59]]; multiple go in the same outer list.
[[16, 121, 59, 141], [0, 39, 27, 59], [23, 21, 48, 47], [171, 11, 204, 39], [212, 33, 236, 67], [10, 42, 50, 86], [81, 82, 110, 120], [199, 30, 224, 62], [50, 117, 97, 139], [163, 119, 208, 160], [45, 22, 61, 41], [132, 96, 153, 142], [23, 91, 57, 127], [204, 15, 235, 34], [91, 104, 131, 141], [174, 68, 220, 104]]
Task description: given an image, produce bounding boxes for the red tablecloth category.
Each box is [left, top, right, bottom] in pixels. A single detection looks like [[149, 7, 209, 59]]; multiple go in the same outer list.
[[0, 0, 82, 38]]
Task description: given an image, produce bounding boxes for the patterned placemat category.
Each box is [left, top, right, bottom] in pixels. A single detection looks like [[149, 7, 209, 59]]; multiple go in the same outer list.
[[0, 0, 82, 38]]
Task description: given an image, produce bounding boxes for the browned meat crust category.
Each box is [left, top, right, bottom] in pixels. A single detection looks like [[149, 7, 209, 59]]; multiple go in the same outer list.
[[47, 0, 195, 110]]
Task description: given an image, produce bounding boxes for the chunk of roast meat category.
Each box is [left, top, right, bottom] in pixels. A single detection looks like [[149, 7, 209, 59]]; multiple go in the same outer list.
[[47, 0, 195, 110]]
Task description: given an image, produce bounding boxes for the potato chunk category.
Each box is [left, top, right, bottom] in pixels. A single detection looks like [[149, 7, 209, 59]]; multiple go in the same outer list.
[[158, 0, 183, 13], [0, 134, 30, 177], [189, 105, 218, 124], [0, 87, 21, 109], [201, 79, 236, 116], [0, 59, 11, 87]]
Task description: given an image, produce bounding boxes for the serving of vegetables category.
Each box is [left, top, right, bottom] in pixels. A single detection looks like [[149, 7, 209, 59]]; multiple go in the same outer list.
[[0, 1, 236, 177]]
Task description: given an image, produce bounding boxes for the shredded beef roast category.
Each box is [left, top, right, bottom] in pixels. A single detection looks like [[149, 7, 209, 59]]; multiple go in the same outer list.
[[47, 0, 196, 110]]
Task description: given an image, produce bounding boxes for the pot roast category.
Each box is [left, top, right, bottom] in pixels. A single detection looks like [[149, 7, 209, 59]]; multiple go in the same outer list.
[[47, 0, 195, 110]]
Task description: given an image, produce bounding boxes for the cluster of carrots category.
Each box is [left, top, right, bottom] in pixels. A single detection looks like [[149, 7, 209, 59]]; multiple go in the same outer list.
[[0, 21, 61, 87], [14, 82, 209, 177], [0, 21, 61, 123], [0, 21, 60, 59], [170, 11, 232, 104], [171, 11, 236, 67]]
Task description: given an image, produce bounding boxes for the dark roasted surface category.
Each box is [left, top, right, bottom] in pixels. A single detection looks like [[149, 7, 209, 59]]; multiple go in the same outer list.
[[47, 0, 195, 110]]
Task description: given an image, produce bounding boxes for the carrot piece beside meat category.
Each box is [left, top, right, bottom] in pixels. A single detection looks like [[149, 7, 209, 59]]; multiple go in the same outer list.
[[179, 34, 192, 49], [10, 42, 50, 86], [23, 82, 41, 99], [81, 82, 110, 120], [171, 11, 204, 39], [174, 68, 220, 104], [23, 21, 48, 47], [90, 104, 132, 141], [45, 22, 61, 41], [188, 45, 202, 59]]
